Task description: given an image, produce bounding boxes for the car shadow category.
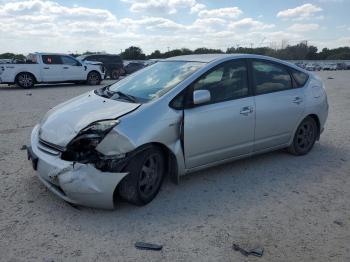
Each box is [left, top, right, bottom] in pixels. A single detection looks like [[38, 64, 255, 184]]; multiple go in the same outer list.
[[27, 141, 346, 216]]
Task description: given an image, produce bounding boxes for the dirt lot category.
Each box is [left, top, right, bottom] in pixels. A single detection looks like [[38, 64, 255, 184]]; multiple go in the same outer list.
[[0, 72, 349, 262]]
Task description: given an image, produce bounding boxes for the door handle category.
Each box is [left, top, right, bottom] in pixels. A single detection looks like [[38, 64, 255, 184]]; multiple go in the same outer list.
[[240, 106, 253, 116], [63, 67, 69, 69], [43, 67, 50, 69], [293, 97, 303, 104]]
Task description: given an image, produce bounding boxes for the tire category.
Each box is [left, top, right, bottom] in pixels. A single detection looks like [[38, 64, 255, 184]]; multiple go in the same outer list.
[[110, 69, 120, 80], [16, 72, 35, 89], [86, 71, 101, 85], [288, 117, 318, 156], [118, 147, 165, 206]]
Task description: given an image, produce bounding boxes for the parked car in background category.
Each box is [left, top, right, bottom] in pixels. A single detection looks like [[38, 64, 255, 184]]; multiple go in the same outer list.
[[312, 63, 322, 71], [295, 62, 306, 69], [77, 54, 124, 80], [124, 61, 145, 74], [0, 53, 104, 88], [323, 63, 337, 71], [27, 54, 328, 209], [336, 63, 347, 70], [305, 64, 316, 71], [0, 59, 12, 64]]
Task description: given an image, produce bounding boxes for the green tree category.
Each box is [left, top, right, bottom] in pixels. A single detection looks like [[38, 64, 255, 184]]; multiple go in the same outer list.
[[121, 46, 146, 60]]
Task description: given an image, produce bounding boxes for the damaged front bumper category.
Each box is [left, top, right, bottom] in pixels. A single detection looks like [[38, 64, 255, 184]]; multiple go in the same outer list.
[[28, 125, 128, 209]]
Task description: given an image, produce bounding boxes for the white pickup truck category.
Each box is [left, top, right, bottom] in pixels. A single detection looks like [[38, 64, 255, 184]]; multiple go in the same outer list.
[[0, 53, 105, 88]]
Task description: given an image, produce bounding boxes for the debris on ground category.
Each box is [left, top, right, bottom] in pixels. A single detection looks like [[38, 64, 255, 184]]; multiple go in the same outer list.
[[334, 220, 344, 227], [26, 93, 32, 96], [328, 77, 334, 79], [135, 242, 163, 251], [233, 243, 264, 257], [20, 145, 27, 150]]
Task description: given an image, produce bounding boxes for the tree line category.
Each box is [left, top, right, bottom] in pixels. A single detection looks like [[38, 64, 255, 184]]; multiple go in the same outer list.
[[1, 43, 350, 61]]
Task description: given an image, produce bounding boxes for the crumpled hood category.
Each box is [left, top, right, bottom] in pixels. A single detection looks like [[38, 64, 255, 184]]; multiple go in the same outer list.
[[39, 91, 140, 147]]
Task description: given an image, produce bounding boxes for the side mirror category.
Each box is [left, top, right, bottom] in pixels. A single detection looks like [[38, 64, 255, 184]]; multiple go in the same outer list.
[[76, 62, 82, 66], [193, 90, 211, 105]]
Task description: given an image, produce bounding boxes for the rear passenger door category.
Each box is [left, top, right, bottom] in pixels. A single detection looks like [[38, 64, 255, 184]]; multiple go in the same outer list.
[[40, 55, 63, 82], [251, 59, 305, 151]]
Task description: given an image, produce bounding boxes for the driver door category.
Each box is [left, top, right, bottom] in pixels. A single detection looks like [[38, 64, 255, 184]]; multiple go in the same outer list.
[[184, 60, 255, 169]]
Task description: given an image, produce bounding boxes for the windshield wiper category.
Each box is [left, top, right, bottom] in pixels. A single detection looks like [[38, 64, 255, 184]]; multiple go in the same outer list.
[[109, 89, 138, 103], [96, 86, 138, 103]]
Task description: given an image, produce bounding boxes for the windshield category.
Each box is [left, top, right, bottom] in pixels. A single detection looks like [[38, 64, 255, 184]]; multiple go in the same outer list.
[[76, 55, 87, 61], [108, 61, 204, 101]]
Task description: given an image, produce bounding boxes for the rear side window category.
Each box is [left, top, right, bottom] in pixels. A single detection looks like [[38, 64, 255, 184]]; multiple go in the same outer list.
[[42, 55, 62, 65], [252, 60, 292, 95], [291, 69, 309, 87]]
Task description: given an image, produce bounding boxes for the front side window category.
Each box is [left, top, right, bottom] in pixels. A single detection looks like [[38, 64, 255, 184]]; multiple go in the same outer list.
[[192, 60, 249, 104], [42, 55, 62, 65], [252, 60, 292, 95], [61, 56, 80, 66], [108, 61, 204, 101]]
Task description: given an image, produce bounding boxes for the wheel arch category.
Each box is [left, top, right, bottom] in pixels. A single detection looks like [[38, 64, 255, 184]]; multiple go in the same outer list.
[[15, 71, 38, 83], [307, 114, 321, 140], [87, 70, 102, 79], [125, 142, 179, 184], [112, 142, 178, 206]]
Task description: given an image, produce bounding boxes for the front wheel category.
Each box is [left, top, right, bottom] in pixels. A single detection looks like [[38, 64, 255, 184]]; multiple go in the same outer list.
[[16, 73, 35, 89], [110, 69, 120, 80], [288, 117, 318, 156], [118, 147, 165, 205], [86, 71, 101, 85]]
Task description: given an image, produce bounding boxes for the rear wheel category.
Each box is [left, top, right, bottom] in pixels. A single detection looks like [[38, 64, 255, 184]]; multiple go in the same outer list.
[[111, 69, 120, 80], [118, 147, 165, 205], [86, 71, 101, 85], [288, 117, 318, 155], [16, 73, 35, 89]]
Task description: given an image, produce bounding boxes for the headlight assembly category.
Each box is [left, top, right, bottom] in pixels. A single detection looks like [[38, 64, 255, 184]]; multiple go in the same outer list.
[[61, 119, 120, 162]]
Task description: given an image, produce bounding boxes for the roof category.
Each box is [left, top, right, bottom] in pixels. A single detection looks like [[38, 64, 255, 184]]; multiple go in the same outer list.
[[164, 53, 307, 73], [165, 54, 238, 63]]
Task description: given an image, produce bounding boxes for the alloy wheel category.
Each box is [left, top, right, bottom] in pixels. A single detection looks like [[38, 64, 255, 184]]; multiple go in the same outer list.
[[296, 121, 316, 151], [138, 153, 162, 199]]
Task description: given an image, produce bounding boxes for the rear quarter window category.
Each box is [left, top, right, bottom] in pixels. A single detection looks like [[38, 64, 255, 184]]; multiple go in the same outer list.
[[291, 69, 309, 87]]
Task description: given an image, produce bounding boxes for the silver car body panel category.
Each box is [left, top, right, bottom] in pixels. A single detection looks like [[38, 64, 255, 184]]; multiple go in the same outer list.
[[39, 92, 140, 147], [31, 125, 128, 209], [30, 54, 329, 209]]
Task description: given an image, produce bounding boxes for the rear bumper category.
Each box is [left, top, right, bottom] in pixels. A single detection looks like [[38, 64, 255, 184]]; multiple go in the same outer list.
[[28, 125, 128, 209]]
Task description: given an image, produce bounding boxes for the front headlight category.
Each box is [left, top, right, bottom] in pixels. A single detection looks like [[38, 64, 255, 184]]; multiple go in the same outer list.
[[81, 119, 120, 134], [61, 119, 120, 162]]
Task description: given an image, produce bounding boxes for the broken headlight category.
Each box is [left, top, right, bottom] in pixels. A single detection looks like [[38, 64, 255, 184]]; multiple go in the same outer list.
[[61, 119, 120, 162]]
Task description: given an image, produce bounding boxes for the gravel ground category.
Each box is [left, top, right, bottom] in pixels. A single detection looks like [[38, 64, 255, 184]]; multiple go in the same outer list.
[[0, 72, 349, 262]]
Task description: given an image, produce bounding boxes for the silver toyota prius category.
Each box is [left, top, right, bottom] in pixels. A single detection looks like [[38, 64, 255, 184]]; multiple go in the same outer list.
[[27, 54, 328, 209]]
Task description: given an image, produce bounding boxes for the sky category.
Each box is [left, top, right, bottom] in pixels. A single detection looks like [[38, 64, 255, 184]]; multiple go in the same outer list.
[[0, 0, 349, 55]]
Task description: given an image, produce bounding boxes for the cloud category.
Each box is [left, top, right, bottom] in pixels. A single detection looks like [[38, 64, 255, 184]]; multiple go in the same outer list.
[[228, 18, 275, 30], [277, 4, 322, 20], [0, 0, 341, 54], [121, 0, 202, 15], [288, 23, 320, 32], [190, 3, 205, 13], [198, 7, 242, 19]]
